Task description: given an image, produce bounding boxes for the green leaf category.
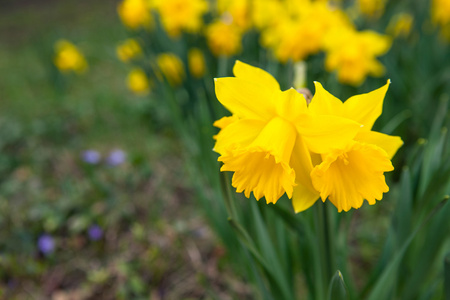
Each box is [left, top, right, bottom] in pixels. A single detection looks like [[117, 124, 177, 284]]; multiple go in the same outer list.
[[366, 198, 449, 300], [445, 252, 450, 300]]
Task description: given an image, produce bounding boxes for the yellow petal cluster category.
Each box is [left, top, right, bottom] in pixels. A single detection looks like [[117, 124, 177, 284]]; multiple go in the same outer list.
[[53, 40, 88, 74], [153, 0, 208, 37], [214, 61, 402, 213], [356, 0, 386, 19], [261, 1, 351, 63], [217, 0, 251, 31], [188, 48, 206, 79], [127, 68, 151, 95], [117, 0, 153, 30], [116, 39, 142, 63], [206, 19, 242, 57], [386, 13, 413, 39], [323, 27, 391, 86], [156, 53, 185, 86], [431, 0, 450, 40]]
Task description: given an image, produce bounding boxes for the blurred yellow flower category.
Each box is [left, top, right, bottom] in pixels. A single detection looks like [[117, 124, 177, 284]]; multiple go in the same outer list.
[[127, 68, 150, 95], [214, 61, 361, 206], [431, 0, 450, 26], [357, 0, 386, 19], [117, 0, 153, 30], [116, 39, 142, 63], [262, 1, 351, 63], [53, 40, 88, 74], [188, 48, 206, 79], [387, 13, 413, 38], [154, 0, 208, 37], [156, 53, 185, 86], [251, 0, 284, 29], [206, 19, 242, 57], [323, 27, 391, 86], [217, 0, 251, 31], [308, 81, 403, 212]]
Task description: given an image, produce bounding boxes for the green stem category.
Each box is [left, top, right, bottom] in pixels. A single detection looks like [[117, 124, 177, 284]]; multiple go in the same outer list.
[[315, 202, 336, 299]]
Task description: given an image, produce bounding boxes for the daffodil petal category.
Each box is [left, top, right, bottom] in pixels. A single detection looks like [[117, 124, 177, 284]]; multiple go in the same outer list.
[[292, 183, 320, 213], [213, 115, 239, 129], [296, 114, 361, 153], [289, 136, 320, 213], [355, 130, 403, 159], [308, 81, 343, 116], [276, 88, 308, 121], [214, 77, 277, 120], [343, 80, 390, 130], [214, 119, 266, 154], [233, 60, 280, 90], [290, 136, 314, 191]]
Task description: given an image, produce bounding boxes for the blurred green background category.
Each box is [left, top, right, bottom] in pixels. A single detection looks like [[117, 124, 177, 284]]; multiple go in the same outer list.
[[0, 1, 247, 299]]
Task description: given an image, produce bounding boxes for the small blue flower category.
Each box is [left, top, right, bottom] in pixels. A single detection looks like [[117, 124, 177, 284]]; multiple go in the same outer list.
[[88, 225, 103, 241], [38, 234, 55, 255], [106, 149, 126, 166], [82, 150, 101, 164]]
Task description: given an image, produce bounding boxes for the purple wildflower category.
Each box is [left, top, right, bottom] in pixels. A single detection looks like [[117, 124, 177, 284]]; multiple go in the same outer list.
[[38, 234, 55, 255], [106, 149, 126, 166], [82, 150, 101, 164], [88, 225, 103, 241]]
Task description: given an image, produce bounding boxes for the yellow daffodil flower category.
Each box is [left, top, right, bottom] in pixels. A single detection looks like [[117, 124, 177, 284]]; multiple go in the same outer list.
[[307, 81, 403, 212], [213, 61, 361, 205], [188, 48, 206, 79], [431, 0, 450, 26], [357, 0, 386, 19], [261, 1, 351, 63], [127, 68, 150, 95], [116, 39, 142, 63], [206, 19, 242, 57], [251, 0, 283, 30], [217, 0, 251, 31], [156, 53, 185, 86], [323, 27, 391, 86], [387, 13, 413, 38], [53, 40, 88, 74], [153, 0, 208, 37], [117, 0, 153, 30]]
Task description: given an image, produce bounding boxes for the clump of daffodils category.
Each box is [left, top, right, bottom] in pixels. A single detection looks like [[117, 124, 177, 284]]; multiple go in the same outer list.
[[53, 40, 88, 74], [213, 61, 402, 212]]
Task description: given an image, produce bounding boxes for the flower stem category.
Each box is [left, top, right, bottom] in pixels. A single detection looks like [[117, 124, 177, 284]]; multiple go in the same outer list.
[[315, 201, 336, 298]]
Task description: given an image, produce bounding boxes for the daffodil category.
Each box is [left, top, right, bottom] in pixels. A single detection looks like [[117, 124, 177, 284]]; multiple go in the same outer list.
[[188, 48, 206, 79], [261, 1, 351, 63], [206, 19, 242, 57], [323, 27, 391, 86], [127, 68, 150, 95], [386, 13, 413, 38], [431, 0, 450, 26], [357, 0, 386, 19], [307, 81, 403, 212], [217, 0, 251, 31], [153, 0, 208, 37], [116, 39, 142, 63], [117, 0, 153, 30], [431, 0, 450, 41], [156, 53, 185, 86], [213, 61, 361, 205], [53, 40, 88, 74]]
